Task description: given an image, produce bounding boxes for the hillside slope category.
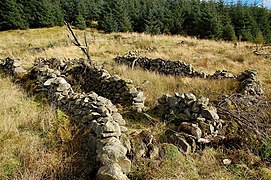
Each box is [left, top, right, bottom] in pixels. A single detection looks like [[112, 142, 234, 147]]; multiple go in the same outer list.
[[0, 27, 271, 179]]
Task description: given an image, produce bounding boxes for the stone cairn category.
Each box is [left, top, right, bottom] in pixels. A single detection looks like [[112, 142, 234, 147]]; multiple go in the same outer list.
[[34, 58, 146, 112], [0, 57, 131, 180], [114, 51, 236, 79], [157, 93, 226, 153]]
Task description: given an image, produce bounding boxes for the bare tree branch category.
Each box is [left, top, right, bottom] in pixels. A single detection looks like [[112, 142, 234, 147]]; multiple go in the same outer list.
[[64, 21, 93, 67]]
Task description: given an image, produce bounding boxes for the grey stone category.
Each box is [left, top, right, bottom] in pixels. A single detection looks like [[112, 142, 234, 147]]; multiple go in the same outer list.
[[110, 75, 122, 82], [102, 121, 118, 132], [120, 126, 128, 133], [133, 91, 145, 103], [178, 122, 202, 139], [14, 67, 26, 75], [91, 120, 103, 135], [112, 113, 126, 126], [170, 133, 191, 154], [13, 60, 21, 67], [185, 93, 197, 101], [168, 96, 178, 108], [96, 163, 129, 180], [44, 78, 56, 86], [209, 124, 215, 134], [55, 77, 67, 84], [120, 134, 131, 153], [98, 141, 131, 174], [102, 121, 121, 137], [197, 97, 209, 108], [201, 106, 219, 120], [57, 83, 71, 91]]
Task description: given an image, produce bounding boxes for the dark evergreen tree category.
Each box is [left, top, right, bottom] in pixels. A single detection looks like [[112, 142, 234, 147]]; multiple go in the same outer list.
[[75, 13, 86, 30], [221, 14, 237, 41], [198, 1, 222, 39], [111, 0, 132, 32], [98, 1, 118, 33], [0, 0, 28, 30], [144, 2, 162, 35], [0, 0, 270, 43]]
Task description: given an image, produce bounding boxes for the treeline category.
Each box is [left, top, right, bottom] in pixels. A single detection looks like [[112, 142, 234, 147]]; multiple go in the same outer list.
[[1, 0, 271, 43]]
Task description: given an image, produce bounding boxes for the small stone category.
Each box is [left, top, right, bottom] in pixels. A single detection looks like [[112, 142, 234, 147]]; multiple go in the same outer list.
[[223, 159, 232, 165], [57, 83, 71, 92], [149, 145, 159, 159], [209, 124, 215, 134], [201, 106, 219, 120], [124, 78, 133, 84], [98, 139, 131, 174], [102, 121, 118, 133], [91, 112, 101, 117], [133, 91, 145, 103], [112, 113, 126, 126], [198, 138, 210, 144], [55, 77, 67, 84], [110, 75, 122, 82], [44, 78, 56, 86], [13, 60, 21, 67], [119, 135, 131, 153], [197, 97, 209, 108], [129, 87, 138, 95], [96, 163, 129, 180], [185, 93, 197, 101], [168, 96, 178, 108], [178, 122, 202, 139], [14, 66, 26, 74], [170, 133, 191, 154], [120, 126, 128, 133]]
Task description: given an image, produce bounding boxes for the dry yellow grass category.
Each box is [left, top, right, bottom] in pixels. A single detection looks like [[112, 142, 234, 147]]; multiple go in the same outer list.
[[0, 75, 63, 179], [0, 27, 270, 179], [1, 26, 270, 102]]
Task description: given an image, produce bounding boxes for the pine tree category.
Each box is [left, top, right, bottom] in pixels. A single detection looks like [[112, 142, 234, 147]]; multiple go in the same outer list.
[[98, 1, 118, 33], [221, 13, 237, 41], [0, 0, 28, 30], [75, 13, 86, 30]]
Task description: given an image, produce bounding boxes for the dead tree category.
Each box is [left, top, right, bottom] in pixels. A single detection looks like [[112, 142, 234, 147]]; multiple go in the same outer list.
[[64, 21, 93, 67]]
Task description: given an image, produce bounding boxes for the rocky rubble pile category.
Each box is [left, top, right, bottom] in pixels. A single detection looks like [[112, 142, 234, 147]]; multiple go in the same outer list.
[[157, 93, 225, 153], [0, 57, 27, 78], [34, 58, 146, 112], [0, 57, 131, 180], [210, 70, 235, 79], [237, 70, 264, 101]]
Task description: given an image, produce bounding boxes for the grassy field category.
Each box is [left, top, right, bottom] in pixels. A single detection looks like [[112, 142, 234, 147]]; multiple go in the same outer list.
[[0, 27, 271, 179]]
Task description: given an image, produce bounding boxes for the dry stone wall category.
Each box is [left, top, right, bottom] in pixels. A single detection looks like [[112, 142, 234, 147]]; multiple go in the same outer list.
[[156, 93, 225, 153], [237, 70, 264, 101], [34, 58, 146, 112], [154, 70, 264, 153], [0, 57, 131, 180], [114, 52, 236, 79]]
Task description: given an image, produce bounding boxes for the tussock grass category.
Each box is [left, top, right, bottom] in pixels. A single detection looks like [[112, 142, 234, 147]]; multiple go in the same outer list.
[[0, 75, 64, 179]]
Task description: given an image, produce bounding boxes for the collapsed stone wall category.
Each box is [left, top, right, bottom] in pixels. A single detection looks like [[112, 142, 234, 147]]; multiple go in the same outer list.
[[154, 69, 264, 153], [114, 52, 236, 79], [115, 51, 207, 78], [156, 93, 225, 153], [237, 70, 264, 102], [33, 58, 146, 112], [0, 57, 131, 180]]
